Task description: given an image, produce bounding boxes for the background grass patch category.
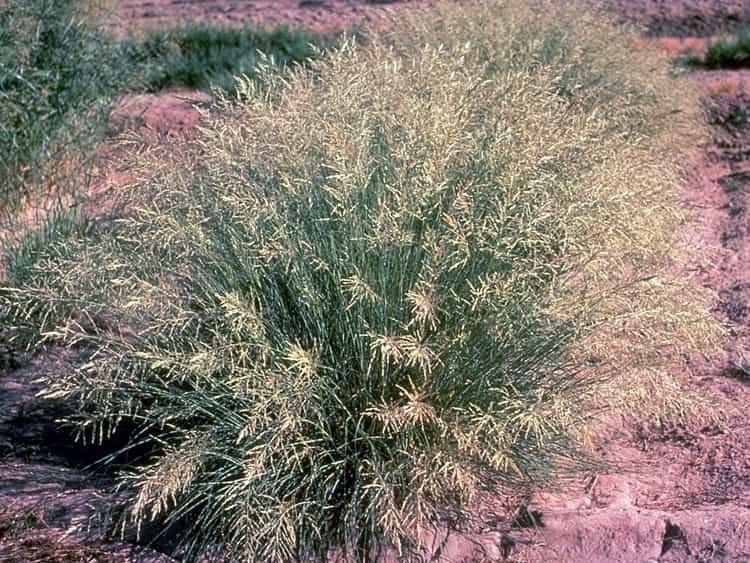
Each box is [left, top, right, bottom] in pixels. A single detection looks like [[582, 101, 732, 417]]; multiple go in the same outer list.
[[704, 27, 750, 69], [123, 24, 344, 95]]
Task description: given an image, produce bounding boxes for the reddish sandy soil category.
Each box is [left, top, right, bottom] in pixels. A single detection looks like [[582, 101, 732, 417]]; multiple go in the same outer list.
[[107, 0, 440, 35], [106, 0, 750, 38], [597, 0, 750, 37], [2, 1, 750, 562]]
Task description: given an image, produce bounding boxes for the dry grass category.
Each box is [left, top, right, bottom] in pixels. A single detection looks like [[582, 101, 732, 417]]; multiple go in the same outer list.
[[0, 1, 722, 560]]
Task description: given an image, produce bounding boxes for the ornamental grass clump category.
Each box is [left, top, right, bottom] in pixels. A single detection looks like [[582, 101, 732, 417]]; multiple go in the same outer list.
[[0, 1, 721, 560], [0, 0, 123, 224]]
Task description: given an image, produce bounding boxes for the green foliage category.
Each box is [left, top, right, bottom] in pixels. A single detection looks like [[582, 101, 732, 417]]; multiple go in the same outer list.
[[703, 27, 750, 69], [122, 23, 342, 95], [4, 208, 94, 287], [0, 0, 123, 220], [0, 1, 721, 561], [0, 208, 98, 348]]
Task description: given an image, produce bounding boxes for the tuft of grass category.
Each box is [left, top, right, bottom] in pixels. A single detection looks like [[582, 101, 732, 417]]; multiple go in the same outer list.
[[677, 27, 750, 70], [0, 0, 128, 262], [4, 208, 95, 287], [122, 23, 345, 95], [703, 27, 750, 69], [0, 1, 722, 561], [0, 208, 98, 348]]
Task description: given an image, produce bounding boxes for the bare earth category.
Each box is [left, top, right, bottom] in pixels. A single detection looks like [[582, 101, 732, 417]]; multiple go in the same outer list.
[[2, 1, 750, 561], [107, 0, 438, 35]]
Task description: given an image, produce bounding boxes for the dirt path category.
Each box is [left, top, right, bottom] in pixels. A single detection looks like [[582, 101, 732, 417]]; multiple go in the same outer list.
[[107, 0, 437, 35], [597, 0, 750, 37], [108, 0, 750, 38]]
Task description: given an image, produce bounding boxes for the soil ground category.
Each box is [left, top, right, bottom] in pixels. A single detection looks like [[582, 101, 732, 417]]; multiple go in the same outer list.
[[106, 0, 439, 35], [2, 1, 750, 561]]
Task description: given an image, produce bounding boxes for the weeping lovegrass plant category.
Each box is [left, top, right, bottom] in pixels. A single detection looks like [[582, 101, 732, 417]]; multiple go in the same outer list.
[[0, 1, 722, 560]]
